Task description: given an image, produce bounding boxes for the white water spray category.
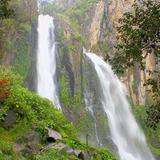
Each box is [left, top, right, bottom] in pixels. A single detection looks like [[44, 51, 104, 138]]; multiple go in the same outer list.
[[37, 15, 61, 110], [84, 52, 154, 160]]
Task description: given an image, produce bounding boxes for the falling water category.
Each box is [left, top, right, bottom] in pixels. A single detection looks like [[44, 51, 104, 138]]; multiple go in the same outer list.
[[37, 15, 61, 110], [84, 52, 154, 160], [84, 91, 102, 146]]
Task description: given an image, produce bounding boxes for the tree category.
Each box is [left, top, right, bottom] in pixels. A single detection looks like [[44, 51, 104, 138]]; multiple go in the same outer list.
[[112, 0, 160, 128], [0, 0, 14, 19]]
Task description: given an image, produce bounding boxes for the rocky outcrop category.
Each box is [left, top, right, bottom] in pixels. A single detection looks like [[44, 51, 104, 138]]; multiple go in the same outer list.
[[81, 0, 105, 48], [108, 0, 134, 30], [106, 0, 158, 105], [12, 128, 95, 160], [13, 131, 41, 155], [46, 128, 62, 142], [51, 0, 111, 147]]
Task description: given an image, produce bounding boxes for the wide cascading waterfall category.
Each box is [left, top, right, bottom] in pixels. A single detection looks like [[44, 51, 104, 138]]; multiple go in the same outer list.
[[84, 52, 154, 160], [37, 15, 61, 110]]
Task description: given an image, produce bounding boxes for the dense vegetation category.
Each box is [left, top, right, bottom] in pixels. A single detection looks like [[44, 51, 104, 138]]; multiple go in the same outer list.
[[0, 0, 36, 78], [0, 67, 116, 160], [133, 105, 160, 157], [112, 0, 160, 128], [0, 0, 14, 19]]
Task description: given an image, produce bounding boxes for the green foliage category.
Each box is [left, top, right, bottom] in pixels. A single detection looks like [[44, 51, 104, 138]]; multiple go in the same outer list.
[[77, 112, 94, 135], [99, 113, 108, 129], [95, 148, 116, 160], [75, 0, 98, 16], [57, 13, 80, 32], [62, 0, 98, 18], [146, 103, 160, 129], [6, 87, 76, 139], [13, 27, 31, 78], [64, 138, 116, 160], [132, 105, 160, 157], [0, 67, 116, 160], [19, 23, 31, 33], [0, 67, 76, 139], [35, 145, 116, 160], [73, 33, 85, 45], [68, 44, 76, 52], [40, 0, 98, 32], [0, 0, 36, 79], [112, 0, 160, 73], [112, 0, 160, 128], [58, 0, 98, 31], [98, 42, 109, 54], [0, 18, 16, 56], [60, 74, 81, 108], [0, 0, 14, 19], [36, 149, 79, 160], [0, 120, 32, 159], [0, 66, 23, 85], [39, 2, 61, 15]]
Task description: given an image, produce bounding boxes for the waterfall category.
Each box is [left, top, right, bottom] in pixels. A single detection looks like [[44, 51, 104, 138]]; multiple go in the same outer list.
[[84, 52, 154, 160], [37, 15, 61, 110], [84, 90, 102, 146]]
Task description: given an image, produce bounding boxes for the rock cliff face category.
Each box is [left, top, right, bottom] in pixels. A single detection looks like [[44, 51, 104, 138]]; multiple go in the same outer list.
[[49, 0, 157, 147], [81, 0, 105, 48], [0, 0, 38, 80], [46, 0, 110, 147], [107, 0, 158, 105], [39, 0, 148, 147]]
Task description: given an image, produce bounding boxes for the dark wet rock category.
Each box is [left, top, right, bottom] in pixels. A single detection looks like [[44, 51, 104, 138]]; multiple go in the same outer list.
[[3, 110, 16, 129], [14, 131, 41, 154], [67, 149, 91, 160], [26, 132, 41, 153], [79, 151, 92, 160]]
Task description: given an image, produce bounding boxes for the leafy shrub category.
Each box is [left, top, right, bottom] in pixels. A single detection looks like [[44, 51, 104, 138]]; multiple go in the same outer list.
[[0, 79, 11, 103], [0, 66, 76, 140]]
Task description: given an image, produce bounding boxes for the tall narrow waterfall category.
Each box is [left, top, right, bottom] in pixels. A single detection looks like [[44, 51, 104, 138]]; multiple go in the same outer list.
[[37, 15, 61, 110], [84, 52, 154, 160]]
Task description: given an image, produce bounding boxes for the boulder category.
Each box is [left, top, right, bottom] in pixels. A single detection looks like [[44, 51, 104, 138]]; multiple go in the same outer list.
[[66, 148, 87, 160], [26, 131, 41, 153], [74, 149, 81, 157], [3, 110, 16, 129], [14, 131, 41, 155], [66, 148, 74, 155], [79, 151, 92, 160], [46, 128, 62, 142]]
